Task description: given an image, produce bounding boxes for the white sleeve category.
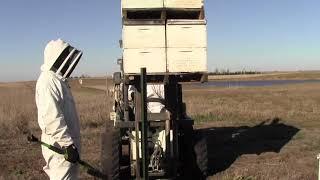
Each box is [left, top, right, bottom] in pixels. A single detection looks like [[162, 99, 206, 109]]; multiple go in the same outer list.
[[128, 85, 135, 101], [37, 82, 73, 148]]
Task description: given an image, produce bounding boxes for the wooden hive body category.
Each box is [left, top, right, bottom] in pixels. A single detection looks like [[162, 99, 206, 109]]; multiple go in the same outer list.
[[121, 0, 208, 75]]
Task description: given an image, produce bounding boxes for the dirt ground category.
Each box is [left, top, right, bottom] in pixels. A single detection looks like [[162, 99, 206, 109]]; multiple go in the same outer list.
[[184, 82, 320, 180], [0, 77, 320, 179]]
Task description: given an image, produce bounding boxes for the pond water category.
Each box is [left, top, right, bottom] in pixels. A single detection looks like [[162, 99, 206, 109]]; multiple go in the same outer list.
[[195, 79, 320, 87]]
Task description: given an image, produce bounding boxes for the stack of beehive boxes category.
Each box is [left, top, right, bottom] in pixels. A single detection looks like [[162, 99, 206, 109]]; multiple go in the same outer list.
[[121, 0, 207, 74]]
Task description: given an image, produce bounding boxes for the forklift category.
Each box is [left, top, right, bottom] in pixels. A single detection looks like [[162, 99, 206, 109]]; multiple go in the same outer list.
[[101, 0, 208, 178], [101, 66, 208, 179]]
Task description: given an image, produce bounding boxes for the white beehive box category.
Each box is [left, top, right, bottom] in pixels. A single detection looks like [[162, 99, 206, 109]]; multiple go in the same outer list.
[[166, 19, 207, 48], [123, 24, 166, 48], [165, 0, 203, 9], [167, 48, 207, 72], [122, 0, 164, 9], [166, 19, 207, 73], [123, 48, 167, 73]]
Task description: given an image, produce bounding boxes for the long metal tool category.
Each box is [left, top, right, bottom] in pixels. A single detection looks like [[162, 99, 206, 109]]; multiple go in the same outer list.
[[27, 134, 107, 179], [135, 86, 141, 179], [140, 68, 149, 180]]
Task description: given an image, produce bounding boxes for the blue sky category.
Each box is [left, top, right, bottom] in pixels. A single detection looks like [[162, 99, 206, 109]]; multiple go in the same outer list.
[[0, 0, 319, 82]]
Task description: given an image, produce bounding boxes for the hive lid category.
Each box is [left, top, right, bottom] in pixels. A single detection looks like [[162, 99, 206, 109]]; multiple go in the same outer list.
[[167, 19, 206, 25]]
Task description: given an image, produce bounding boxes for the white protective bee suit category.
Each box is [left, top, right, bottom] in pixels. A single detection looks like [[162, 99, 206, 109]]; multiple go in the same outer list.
[[35, 39, 83, 180]]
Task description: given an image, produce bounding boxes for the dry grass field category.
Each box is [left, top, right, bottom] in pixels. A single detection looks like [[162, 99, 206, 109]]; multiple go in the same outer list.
[[184, 83, 320, 180], [0, 75, 320, 179], [0, 81, 108, 179]]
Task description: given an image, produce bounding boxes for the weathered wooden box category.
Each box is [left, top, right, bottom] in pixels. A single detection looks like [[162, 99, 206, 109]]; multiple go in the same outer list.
[[122, 0, 164, 9], [122, 22, 166, 48], [123, 21, 167, 74], [167, 47, 207, 72], [123, 48, 167, 74], [165, 0, 203, 9], [122, 19, 207, 74], [121, 2, 207, 75], [166, 19, 207, 72], [166, 19, 207, 48], [122, 0, 203, 9], [124, 46, 207, 74]]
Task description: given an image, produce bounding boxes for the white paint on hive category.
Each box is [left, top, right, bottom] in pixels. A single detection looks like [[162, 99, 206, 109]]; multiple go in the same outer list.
[[167, 47, 207, 72], [167, 19, 207, 48], [164, 0, 203, 9], [122, 0, 164, 9], [123, 48, 167, 73], [123, 25, 166, 48]]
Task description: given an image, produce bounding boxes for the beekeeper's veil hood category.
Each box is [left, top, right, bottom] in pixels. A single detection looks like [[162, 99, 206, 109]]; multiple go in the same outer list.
[[42, 39, 83, 79]]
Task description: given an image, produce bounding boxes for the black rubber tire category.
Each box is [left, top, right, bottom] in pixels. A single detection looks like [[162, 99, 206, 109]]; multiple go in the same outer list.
[[194, 130, 208, 177], [101, 120, 120, 180], [179, 123, 208, 179]]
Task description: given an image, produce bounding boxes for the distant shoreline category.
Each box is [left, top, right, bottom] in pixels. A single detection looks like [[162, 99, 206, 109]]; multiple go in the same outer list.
[[208, 71, 320, 81]]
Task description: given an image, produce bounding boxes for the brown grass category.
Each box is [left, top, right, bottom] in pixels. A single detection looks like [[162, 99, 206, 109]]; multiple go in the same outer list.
[[183, 83, 320, 180], [0, 79, 320, 179], [0, 81, 108, 179]]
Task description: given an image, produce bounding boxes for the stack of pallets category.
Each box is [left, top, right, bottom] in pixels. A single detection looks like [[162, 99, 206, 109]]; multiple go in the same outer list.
[[121, 0, 207, 75]]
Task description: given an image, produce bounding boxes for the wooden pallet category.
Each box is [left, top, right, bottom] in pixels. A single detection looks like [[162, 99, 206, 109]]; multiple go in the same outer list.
[[122, 19, 166, 25], [122, 9, 165, 20], [122, 7, 205, 20], [166, 8, 205, 20], [124, 72, 208, 84]]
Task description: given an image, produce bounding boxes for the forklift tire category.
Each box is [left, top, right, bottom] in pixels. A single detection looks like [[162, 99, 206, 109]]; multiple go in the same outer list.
[[101, 120, 120, 180], [179, 123, 208, 179], [194, 131, 208, 177]]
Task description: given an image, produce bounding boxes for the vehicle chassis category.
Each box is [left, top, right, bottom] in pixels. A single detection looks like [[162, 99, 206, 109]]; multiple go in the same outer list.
[[101, 69, 207, 179]]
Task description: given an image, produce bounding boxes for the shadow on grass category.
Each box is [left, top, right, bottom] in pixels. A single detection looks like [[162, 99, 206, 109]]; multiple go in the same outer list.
[[193, 117, 300, 176]]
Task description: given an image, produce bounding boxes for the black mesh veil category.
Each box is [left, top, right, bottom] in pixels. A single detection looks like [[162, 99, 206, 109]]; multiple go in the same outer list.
[[50, 46, 83, 78]]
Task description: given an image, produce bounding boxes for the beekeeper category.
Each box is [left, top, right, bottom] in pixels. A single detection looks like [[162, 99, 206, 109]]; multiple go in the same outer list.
[[128, 84, 165, 113], [35, 39, 83, 179], [128, 84, 167, 155]]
